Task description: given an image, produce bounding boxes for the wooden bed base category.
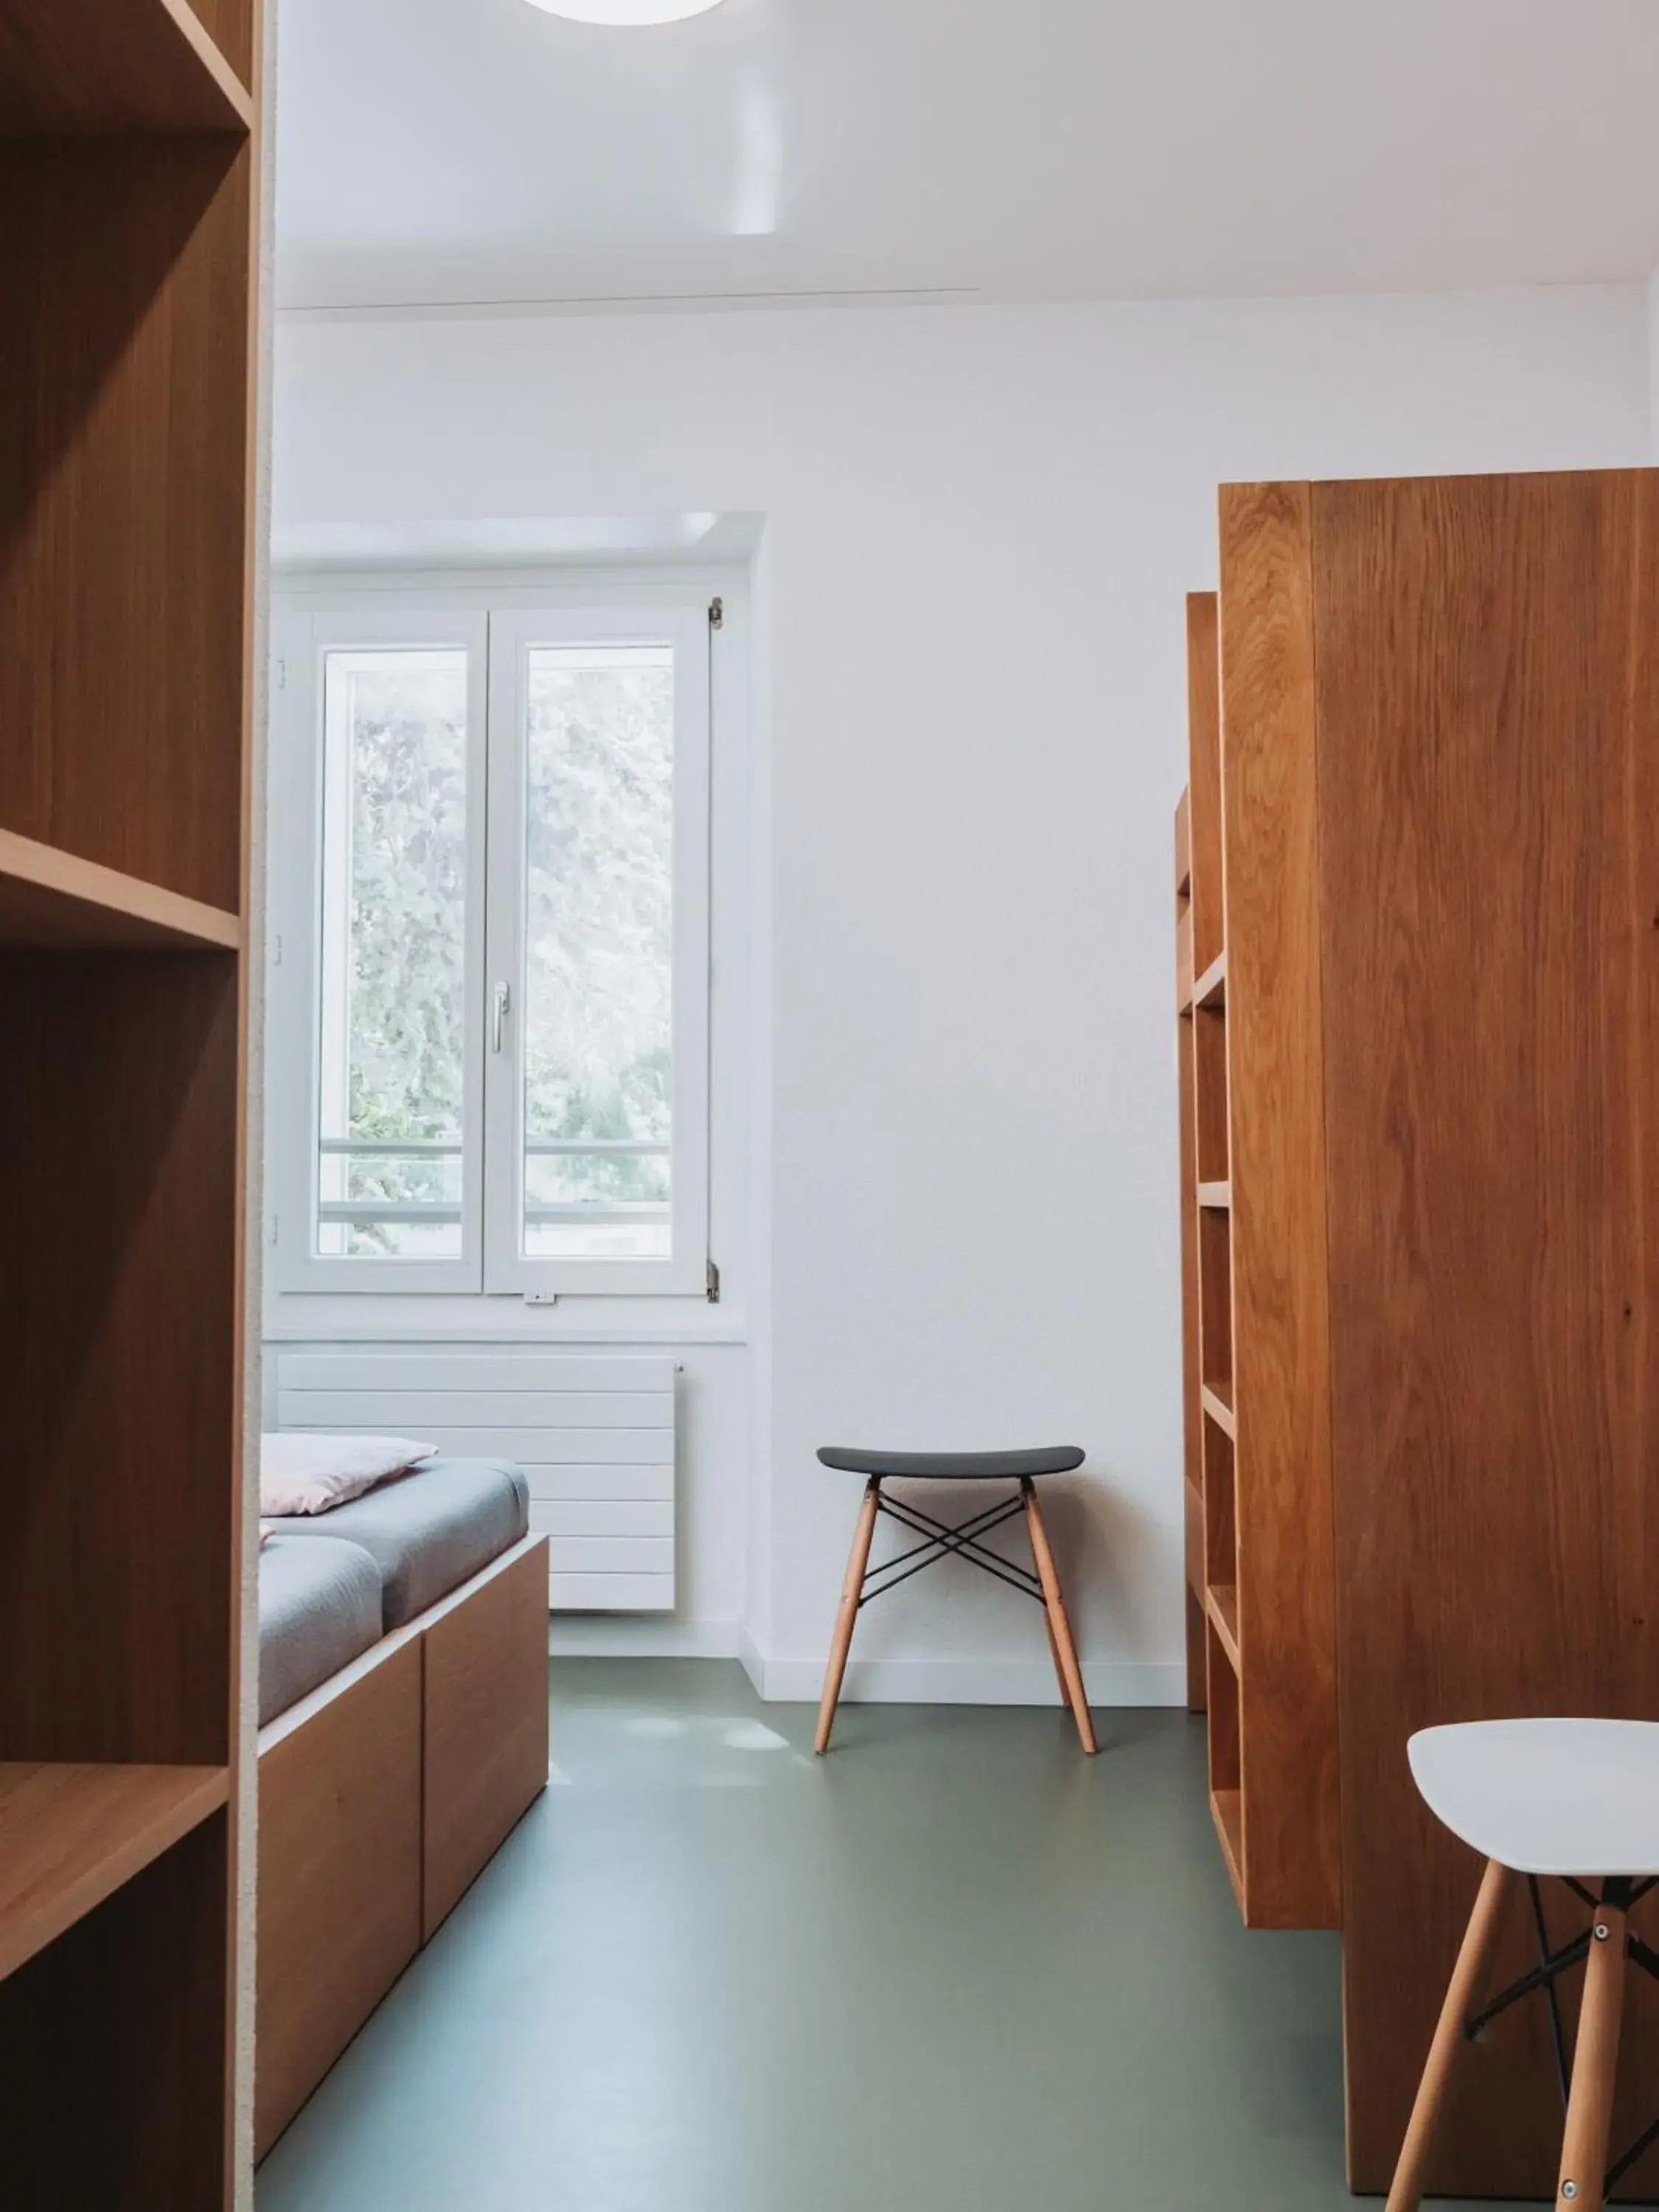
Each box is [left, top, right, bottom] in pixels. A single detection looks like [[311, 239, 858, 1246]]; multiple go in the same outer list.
[[254, 1534, 549, 2158]]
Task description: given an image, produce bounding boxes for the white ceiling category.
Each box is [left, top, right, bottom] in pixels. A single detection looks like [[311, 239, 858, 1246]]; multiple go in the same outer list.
[[274, 0, 1659, 313]]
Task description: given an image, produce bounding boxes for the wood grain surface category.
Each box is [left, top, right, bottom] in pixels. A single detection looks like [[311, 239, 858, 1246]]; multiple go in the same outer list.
[[421, 1537, 552, 1941], [0, 0, 251, 132], [1178, 787, 1205, 1708], [0, 1810, 229, 2208], [0, 1761, 226, 1980], [256, 1640, 422, 2159], [1186, 594, 1224, 973], [1217, 480, 1343, 1930], [0, 826, 242, 948], [0, 136, 250, 910], [0, 953, 240, 1765], [1311, 469, 1659, 2196]]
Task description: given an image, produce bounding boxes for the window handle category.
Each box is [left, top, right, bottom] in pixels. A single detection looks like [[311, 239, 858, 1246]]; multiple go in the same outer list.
[[492, 981, 511, 1053]]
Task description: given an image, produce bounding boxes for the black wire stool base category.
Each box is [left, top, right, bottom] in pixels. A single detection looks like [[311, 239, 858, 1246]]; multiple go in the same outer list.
[[1461, 1874, 1659, 2193], [856, 1489, 1046, 1610]]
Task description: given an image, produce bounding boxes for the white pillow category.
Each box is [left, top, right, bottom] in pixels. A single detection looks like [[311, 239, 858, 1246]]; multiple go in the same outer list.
[[260, 1433, 435, 1518]]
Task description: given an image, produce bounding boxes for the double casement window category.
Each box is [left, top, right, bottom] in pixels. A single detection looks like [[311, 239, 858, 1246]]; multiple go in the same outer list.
[[270, 594, 712, 1298]]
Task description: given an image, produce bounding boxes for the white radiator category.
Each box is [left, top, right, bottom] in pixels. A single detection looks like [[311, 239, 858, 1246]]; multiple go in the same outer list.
[[274, 1351, 677, 1613]]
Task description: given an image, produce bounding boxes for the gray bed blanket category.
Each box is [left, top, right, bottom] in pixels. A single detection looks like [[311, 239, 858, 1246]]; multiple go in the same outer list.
[[257, 1534, 383, 1727], [265, 1457, 531, 1630]]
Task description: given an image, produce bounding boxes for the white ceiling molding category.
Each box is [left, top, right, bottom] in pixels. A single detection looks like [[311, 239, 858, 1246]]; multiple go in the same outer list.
[[275, 0, 1659, 312]]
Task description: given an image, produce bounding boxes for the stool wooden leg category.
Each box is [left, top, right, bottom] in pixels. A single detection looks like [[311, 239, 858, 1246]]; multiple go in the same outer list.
[[1042, 1607, 1069, 1703], [1386, 1858, 1512, 2211], [1557, 1890, 1630, 2212], [1022, 1480, 1097, 1756], [814, 1478, 880, 1756]]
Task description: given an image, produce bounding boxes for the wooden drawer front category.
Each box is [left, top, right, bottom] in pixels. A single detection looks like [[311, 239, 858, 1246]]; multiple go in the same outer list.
[[422, 1540, 551, 1942], [255, 1641, 422, 2158]]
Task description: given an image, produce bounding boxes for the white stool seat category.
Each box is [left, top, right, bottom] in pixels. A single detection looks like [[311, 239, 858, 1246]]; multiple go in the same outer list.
[[1408, 1719, 1659, 1877]]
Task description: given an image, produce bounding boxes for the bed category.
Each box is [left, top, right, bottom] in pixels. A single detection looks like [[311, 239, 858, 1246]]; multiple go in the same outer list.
[[264, 1456, 531, 1627], [255, 1458, 549, 2157]]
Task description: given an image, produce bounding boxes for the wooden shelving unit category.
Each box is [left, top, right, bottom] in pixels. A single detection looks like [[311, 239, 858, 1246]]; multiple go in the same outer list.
[[1175, 585, 1334, 1931], [1176, 593, 1255, 1885], [0, 1, 262, 2202], [1176, 469, 1659, 2199], [1175, 792, 1203, 1711]]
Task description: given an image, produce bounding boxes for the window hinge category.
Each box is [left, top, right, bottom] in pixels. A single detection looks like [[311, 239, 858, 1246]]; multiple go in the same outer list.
[[273, 933, 283, 967], [709, 596, 723, 632], [706, 1257, 721, 1304], [276, 656, 286, 690], [268, 1212, 279, 1247]]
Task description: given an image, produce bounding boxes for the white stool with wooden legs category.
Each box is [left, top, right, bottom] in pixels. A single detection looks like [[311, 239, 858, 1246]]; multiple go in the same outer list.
[[813, 1445, 1097, 1756], [1388, 1719, 1659, 2212]]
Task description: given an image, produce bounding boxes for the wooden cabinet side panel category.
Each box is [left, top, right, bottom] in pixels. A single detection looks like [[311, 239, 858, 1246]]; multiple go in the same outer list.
[[1312, 469, 1659, 2197], [1217, 482, 1342, 1930], [255, 1643, 422, 2160]]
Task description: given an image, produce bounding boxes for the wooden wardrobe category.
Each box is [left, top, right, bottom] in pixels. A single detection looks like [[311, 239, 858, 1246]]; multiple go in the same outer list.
[[1175, 469, 1659, 2199], [0, 1, 264, 2202]]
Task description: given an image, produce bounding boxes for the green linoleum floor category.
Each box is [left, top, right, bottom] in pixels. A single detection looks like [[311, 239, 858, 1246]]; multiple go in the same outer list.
[[256, 1658, 1531, 2211]]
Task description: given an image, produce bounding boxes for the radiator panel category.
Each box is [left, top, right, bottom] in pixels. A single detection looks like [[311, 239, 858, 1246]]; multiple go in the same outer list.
[[274, 1350, 678, 1613]]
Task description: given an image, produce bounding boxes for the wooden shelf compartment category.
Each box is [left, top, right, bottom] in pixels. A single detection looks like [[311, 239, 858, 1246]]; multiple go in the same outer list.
[[0, 828, 240, 950], [1203, 1409, 1236, 1590], [1200, 1382, 1235, 1439], [0, 1761, 227, 1982], [0, 954, 240, 1767], [1209, 1788, 1245, 1905], [1206, 1611, 1244, 1910], [1193, 949, 1227, 1008], [1197, 1180, 1231, 1210], [0, 1802, 230, 2203], [1183, 1477, 1204, 1599], [0, 0, 254, 136], [1175, 790, 1192, 899], [1206, 1584, 1241, 1674], [1194, 994, 1228, 1181], [0, 132, 253, 914], [1197, 1205, 1233, 1404], [1186, 594, 1224, 976]]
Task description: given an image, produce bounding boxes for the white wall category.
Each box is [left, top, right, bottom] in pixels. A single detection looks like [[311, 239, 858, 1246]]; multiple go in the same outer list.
[[274, 282, 1650, 1703]]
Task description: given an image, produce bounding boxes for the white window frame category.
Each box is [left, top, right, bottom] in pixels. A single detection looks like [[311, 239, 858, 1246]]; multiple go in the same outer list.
[[268, 591, 711, 1302], [484, 603, 710, 1299], [270, 608, 489, 1293]]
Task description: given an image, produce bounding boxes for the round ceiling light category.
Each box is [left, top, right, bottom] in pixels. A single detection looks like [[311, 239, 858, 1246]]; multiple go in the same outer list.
[[523, 0, 726, 21]]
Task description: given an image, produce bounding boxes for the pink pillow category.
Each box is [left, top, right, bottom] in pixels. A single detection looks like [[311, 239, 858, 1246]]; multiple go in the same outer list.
[[260, 1433, 435, 1517]]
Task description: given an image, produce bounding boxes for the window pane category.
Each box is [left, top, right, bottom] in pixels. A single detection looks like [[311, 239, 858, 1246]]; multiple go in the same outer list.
[[317, 648, 468, 1258], [521, 643, 674, 1262]]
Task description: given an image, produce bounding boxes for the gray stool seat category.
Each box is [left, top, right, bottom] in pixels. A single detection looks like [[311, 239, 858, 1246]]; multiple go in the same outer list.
[[816, 1444, 1085, 1480], [813, 1441, 1096, 1757]]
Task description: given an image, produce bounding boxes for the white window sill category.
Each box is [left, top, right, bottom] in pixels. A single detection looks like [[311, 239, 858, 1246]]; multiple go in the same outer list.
[[261, 1292, 750, 1346]]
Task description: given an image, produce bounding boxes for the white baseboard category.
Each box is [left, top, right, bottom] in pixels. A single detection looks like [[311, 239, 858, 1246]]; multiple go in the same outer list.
[[548, 1616, 742, 1660], [737, 1625, 767, 1700], [548, 1621, 1186, 1707], [745, 1654, 1186, 1708]]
